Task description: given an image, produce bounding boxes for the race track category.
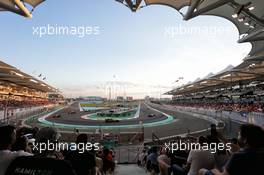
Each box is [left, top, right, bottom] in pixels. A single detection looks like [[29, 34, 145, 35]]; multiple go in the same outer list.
[[36, 102, 213, 139]]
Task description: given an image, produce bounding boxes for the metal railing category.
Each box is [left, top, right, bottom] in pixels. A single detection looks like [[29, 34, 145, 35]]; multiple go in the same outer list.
[[175, 106, 264, 127], [115, 145, 145, 164]]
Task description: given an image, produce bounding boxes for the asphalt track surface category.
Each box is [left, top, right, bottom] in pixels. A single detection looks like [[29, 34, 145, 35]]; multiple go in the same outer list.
[[46, 103, 168, 126], [44, 102, 214, 139]]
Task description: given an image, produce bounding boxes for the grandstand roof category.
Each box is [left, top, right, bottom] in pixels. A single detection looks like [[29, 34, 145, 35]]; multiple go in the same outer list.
[[0, 0, 44, 18], [0, 60, 57, 93]]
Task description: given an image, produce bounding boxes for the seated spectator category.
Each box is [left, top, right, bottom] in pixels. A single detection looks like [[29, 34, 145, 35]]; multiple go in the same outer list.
[[229, 138, 240, 154], [65, 134, 96, 175], [102, 147, 115, 174], [206, 134, 230, 172], [95, 155, 103, 175], [12, 135, 33, 156], [109, 148, 115, 160], [103, 147, 113, 162], [34, 127, 63, 159], [213, 150, 230, 172], [206, 124, 220, 144], [169, 137, 189, 168], [202, 124, 264, 175], [138, 149, 147, 167], [158, 147, 171, 175], [186, 136, 215, 175], [169, 143, 188, 175], [146, 146, 159, 175], [0, 125, 32, 175]]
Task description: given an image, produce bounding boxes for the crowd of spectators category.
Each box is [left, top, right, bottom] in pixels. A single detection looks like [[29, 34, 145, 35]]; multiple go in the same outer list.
[[0, 99, 52, 110], [169, 84, 264, 114], [138, 124, 264, 175], [0, 125, 116, 175], [170, 101, 264, 113], [0, 123, 263, 175]]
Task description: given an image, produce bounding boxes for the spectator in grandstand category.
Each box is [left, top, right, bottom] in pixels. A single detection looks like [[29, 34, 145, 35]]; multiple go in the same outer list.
[[65, 134, 96, 175], [0, 99, 52, 109], [146, 146, 159, 175], [206, 124, 220, 144], [96, 149, 104, 169], [229, 138, 240, 154], [97, 149, 103, 158], [200, 124, 264, 175], [34, 127, 63, 159], [186, 136, 215, 175], [138, 149, 147, 167], [16, 127, 35, 138], [0, 125, 32, 175], [158, 147, 171, 175], [103, 147, 113, 161], [213, 149, 230, 172], [205, 134, 230, 172], [109, 147, 115, 160], [102, 147, 115, 174], [12, 135, 32, 155], [95, 154, 103, 175], [169, 137, 189, 168]]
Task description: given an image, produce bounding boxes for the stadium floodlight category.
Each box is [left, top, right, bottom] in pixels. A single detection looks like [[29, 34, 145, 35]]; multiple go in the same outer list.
[[220, 74, 231, 79], [248, 6, 255, 11], [30, 79, 38, 83], [244, 20, 251, 26], [249, 63, 256, 68], [10, 71, 24, 77], [249, 23, 256, 29], [232, 13, 238, 19], [238, 16, 245, 22]]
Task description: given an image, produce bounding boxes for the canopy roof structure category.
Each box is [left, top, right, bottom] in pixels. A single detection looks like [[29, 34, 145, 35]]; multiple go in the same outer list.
[[0, 0, 44, 18], [115, 0, 264, 96], [166, 61, 264, 95], [0, 60, 57, 93]]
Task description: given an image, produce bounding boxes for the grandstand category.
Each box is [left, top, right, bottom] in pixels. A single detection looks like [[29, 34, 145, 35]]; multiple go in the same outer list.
[[0, 60, 62, 124], [165, 55, 264, 129], [1, 1, 264, 175]]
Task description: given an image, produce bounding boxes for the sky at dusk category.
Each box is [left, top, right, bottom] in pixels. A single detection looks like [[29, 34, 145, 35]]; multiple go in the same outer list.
[[0, 0, 251, 98]]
